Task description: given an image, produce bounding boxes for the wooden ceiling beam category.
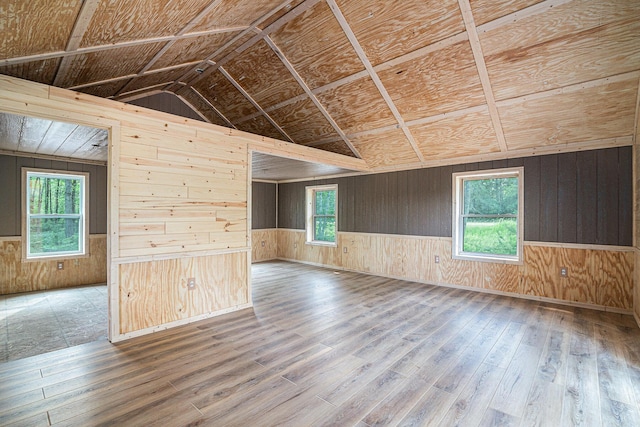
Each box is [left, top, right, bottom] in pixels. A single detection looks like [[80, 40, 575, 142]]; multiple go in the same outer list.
[[477, 0, 575, 34], [182, 87, 236, 129], [218, 66, 293, 142], [457, 0, 508, 153], [264, 36, 363, 159], [326, 0, 425, 163], [52, 0, 101, 87]]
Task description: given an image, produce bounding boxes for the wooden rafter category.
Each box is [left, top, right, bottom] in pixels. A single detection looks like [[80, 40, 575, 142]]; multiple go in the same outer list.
[[52, 0, 101, 87], [218, 66, 293, 141], [326, 0, 425, 163], [264, 36, 363, 159], [457, 0, 508, 152], [476, 0, 575, 34], [187, 87, 237, 129]]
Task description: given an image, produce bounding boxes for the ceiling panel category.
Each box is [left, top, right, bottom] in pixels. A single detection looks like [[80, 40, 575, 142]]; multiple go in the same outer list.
[[336, 0, 464, 66], [317, 76, 396, 134], [482, 2, 640, 100], [223, 40, 306, 108], [179, 89, 231, 128], [350, 129, 420, 168], [470, 0, 543, 26], [77, 79, 131, 98], [268, 96, 341, 145], [270, 1, 364, 89], [192, 69, 259, 123], [410, 109, 500, 160], [310, 140, 356, 157], [150, 32, 240, 71], [252, 151, 355, 181], [236, 115, 287, 141], [59, 43, 166, 88], [0, 58, 60, 85], [378, 40, 486, 121], [190, 0, 288, 32], [80, 0, 211, 47], [499, 78, 638, 150], [122, 66, 193, 95], [0, 0, 80, 59]]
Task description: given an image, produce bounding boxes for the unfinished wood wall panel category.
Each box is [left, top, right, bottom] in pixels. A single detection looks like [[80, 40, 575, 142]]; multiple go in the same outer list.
[[192, 70, 259, 124], [316, 77, 396, 134], [410, 108, 500, 160], [59, 43, 166, 88], [0, 1, 80, 58], [224, 40, 306, 108], [336, 0, 464, 66], [151, 32, 240, 71], [350, 129, 420, 168], [270, 1, 364, 89], [237, 115, 287, 141], [499, 79, 638, 150], [77, 79, 130, 98], [80, 0, 211, 47], [0, 59, 60, 86], [252, 229, 278, 262], [179, 89, 230, 127], [312, 140, 356, 157], [0, 235, 107, 295], [378, 41, 485, 120], [190, 0, 286, 32], [280, 230, 633, 312], [470, 0, 543, 26], [268, 97, 340, 144], [122, 66, 192, 94]]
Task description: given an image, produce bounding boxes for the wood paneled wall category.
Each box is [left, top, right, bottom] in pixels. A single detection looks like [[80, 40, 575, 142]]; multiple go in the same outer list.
[[0, 235, 107, 294], [0, 75, 258, 340], [127, 92, 205, 123], [252, 181, 276, 229], [277, 229, 633, 311], [0, 154, 107, 236], [251, 229, 277, 262], [278, 148, 633, 246]]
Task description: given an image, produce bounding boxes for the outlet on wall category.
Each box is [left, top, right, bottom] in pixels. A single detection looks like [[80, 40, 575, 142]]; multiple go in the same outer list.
[[187, 278, 196, 290], [343, 247, 348, 253], [57, 261, 64, 270], [261, 240, 265, 247], [435, 255, 440, 264], [560, 267, 568, 277]]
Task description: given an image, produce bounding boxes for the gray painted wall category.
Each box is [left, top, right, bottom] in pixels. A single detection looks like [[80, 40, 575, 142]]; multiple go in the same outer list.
[[277, 147, 632, 246], [0, 155, 107, 236], [252, 182, 276, 229]]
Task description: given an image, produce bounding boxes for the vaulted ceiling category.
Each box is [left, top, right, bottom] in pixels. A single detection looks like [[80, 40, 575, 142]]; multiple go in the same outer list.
[[1, 0, 639, 172]]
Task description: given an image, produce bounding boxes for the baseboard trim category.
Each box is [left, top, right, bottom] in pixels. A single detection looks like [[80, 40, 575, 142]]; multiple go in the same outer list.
[[275, 257, 633, 316]]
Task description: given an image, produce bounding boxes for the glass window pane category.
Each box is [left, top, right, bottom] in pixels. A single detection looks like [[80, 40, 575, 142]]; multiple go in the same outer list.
[[29, 175, 81, 215], [29, 217, 81, 254], [463, 177, 518, 215], [462, 217, 517, 256], [315, 190, 335, 215], [314, 217, 336, 242]]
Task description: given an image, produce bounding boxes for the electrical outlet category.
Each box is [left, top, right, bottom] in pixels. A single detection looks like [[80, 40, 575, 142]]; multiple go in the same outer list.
[[343, 247, 348, 253], [294, 243, 297, 249], [435, 255, 440, 264], [187, 278, 196, 290], [261, 240, 265, 247], [57, 261, 64, 270], [560, 267, 568, 277]]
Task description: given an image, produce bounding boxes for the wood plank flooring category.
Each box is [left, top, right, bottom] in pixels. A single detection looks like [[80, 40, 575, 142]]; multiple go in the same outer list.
[[1, 260, 639, 426]]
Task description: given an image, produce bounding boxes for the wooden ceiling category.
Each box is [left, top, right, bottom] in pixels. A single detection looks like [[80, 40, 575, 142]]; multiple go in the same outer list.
[[1, 0, 639, 174]]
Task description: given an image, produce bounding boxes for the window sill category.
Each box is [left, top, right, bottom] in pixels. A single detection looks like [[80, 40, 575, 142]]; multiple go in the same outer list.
[[22, 252, 90, 263], [305, 241, 338, 248], [452, 253, 522, 265]]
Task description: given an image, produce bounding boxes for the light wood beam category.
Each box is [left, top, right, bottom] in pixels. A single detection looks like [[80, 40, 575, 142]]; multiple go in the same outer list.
[[52, 0, 101, 87], [457, 0, 508, 152], [476, 0, 575, 34], [264, 37, 362, 159], [326, 0, 425, 163], [183, 87, 237, 129], [218, 66, 293, 142]]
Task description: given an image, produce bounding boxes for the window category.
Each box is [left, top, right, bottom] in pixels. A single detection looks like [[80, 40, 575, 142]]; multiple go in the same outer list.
[[22, 168, 89, 260], [452, 168, 523, 263], [305, 185, 337, 245]]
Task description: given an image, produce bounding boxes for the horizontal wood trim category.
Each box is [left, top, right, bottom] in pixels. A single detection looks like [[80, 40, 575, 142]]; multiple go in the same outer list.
[[112, 247, 251, 264]]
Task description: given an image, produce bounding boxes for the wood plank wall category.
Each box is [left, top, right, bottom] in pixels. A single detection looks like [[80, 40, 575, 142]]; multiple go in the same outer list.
[[252, 229, 278, 262], [0, 154, 107, 236], [0, 75, 255, 340], [0, 235, 107, 294], [277, 229, 633, 312], [278, 148, 633, 246]]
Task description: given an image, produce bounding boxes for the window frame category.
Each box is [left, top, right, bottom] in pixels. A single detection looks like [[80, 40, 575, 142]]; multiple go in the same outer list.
[[452, 167, 524, 264], [305, 184, 338, 247], [22, 167, 90, 261]]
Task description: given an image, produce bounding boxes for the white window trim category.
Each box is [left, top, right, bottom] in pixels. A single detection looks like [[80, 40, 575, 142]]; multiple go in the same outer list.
[[452, 167, 524, 264], [305, 184, 338, 247], [22, 167, 90, 261]]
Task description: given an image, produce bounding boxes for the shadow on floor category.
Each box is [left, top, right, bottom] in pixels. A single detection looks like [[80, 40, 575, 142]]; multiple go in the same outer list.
[[0, 284, 108, 362]]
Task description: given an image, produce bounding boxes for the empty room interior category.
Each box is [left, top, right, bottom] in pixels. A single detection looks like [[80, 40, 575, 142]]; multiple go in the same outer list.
[[1, 0, 640, 425]]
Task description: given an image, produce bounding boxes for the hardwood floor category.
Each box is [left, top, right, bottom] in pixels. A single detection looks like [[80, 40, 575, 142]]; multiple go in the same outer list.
[[1, 260, 639, 426]]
